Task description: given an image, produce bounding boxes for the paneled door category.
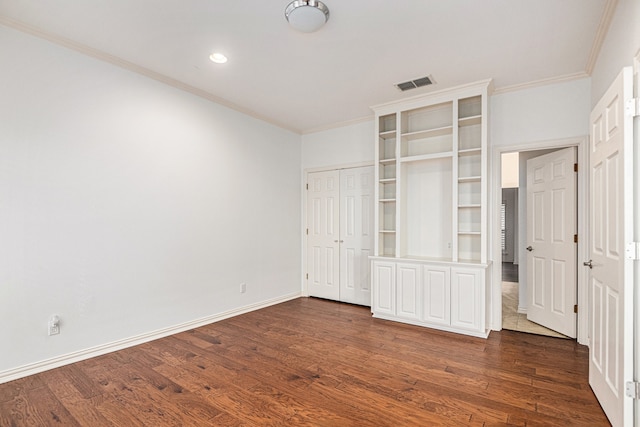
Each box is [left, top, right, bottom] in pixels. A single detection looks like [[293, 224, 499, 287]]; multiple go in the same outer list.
[[307, 166, 374, 305], [307, 170, 340, 300], [588, 67, 634, 427], [525, 147, 577, 338], [339, 167, 374, 305]]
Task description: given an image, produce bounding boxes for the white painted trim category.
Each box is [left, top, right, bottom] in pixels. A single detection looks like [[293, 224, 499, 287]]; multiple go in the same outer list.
[[372, 313, 490, 339], [302, 116, 373, 135], [0, 292, 301, 385], [0, 18, 301, 135], [492, 72, 590, 95], [633, 48, 640, 427], [584, 0, 619, 74], [491, 137, 589, 345], [371, 79, 494, 116], [304, 161, 374, 174], [517, 306, 527, 314]]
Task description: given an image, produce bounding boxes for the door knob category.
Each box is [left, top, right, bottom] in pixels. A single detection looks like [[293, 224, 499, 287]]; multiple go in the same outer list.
[[583, 260, 593, 269], [526, 246, 533, 252]]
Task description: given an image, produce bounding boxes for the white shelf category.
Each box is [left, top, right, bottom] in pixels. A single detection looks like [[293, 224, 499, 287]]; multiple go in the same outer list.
[[374, 81, 489, 264], [379, 130, 397, 140], [400, 151, 453, 163], [401, 125, 453, 141], [458, 115, 482, 126], [458, 176, 481, 182]]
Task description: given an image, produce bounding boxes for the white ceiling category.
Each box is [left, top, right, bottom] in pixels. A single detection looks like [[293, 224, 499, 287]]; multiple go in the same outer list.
[[0, 0, 611, 133]]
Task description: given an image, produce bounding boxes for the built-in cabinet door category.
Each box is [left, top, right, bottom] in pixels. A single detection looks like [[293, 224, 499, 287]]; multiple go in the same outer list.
[[396, 263, 421, 321], [422, 266, 450, 326], [372, 261, 395, 316], [450, 267, 483, 332]]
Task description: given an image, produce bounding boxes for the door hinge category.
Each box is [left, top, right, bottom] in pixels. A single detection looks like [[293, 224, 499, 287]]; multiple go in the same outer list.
[[574, 234, 578, 243], [306, 273, 309, 280], [626, 381, 640, 399], [625, 98, 640, 117], [574, 304, 578, 314], [626, 242, 640, 260], [574, 163, 578, 172], [306, 228, 309, 235], [306, 183, 308, 190]]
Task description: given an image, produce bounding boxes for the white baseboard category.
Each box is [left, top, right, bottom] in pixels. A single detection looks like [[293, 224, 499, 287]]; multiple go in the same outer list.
[[0, 292, 301, 385], [517, 306, 527, 314]]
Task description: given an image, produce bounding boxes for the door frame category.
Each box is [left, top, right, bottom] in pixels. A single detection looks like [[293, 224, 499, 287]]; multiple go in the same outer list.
[[491, 137, 588, 345], [302, 161, 374, 297]]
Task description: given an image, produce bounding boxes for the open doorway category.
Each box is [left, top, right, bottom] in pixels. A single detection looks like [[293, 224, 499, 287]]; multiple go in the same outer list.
[[500, 150, 570, 338]]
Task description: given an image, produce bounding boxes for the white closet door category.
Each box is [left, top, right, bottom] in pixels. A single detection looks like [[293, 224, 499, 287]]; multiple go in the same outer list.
[[307, 170, 340, 300], [339, 166, 374, 306]]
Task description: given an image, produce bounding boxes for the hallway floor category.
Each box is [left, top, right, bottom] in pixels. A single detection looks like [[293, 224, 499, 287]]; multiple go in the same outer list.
[[502, 281, 568, 338]]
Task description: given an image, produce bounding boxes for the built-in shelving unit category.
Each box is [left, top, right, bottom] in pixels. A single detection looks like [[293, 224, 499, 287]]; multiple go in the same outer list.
[[370, 79, 493, 338]]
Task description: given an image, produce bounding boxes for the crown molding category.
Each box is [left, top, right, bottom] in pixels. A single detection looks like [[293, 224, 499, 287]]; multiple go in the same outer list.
[[585, 0, 618, 75], [492, 72, 590, 95], [0, 16, 302, 135], [301, 115, 373, 135]]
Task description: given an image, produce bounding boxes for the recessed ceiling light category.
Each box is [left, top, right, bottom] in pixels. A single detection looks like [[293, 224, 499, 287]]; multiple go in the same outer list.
[[209, 53, 228, 64]]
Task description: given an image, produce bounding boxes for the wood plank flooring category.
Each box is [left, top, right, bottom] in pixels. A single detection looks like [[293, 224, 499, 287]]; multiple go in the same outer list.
[[0, 297, 610, 426]]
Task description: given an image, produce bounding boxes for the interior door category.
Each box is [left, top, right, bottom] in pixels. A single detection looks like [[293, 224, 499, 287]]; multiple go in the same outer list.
[[339, 166, 374, 305], [307, 170, 340, 300], [525, 147, 577, 338], [588, 67, 634, 427]]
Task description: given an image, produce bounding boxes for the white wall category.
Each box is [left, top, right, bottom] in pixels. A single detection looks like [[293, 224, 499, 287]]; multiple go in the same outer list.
[[590, 0, 640, 105], [490, 78, 591, 149], [0, 26, 302, 376], [488, 79, 590, 330], [301, 120, 374, 170]]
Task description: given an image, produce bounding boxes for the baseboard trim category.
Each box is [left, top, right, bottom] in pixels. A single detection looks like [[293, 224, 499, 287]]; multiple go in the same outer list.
[[517, 306, 528, 314], [0, 292, 301, 385]]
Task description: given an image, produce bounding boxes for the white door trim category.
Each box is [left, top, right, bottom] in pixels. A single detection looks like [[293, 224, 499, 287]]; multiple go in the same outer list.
[[302, 162, 375, 297], [490, 137, 588, 345], [633, 47, 640, 427]]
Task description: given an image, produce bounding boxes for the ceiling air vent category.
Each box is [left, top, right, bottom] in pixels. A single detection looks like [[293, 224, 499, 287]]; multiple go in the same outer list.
[[396, 75, 434, 91]]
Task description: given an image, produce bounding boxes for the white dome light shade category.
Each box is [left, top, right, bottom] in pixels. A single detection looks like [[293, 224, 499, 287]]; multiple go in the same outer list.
[[285, 1, 330, 33]]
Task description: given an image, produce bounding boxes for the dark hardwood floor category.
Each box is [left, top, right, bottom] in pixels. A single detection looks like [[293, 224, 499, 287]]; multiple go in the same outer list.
[[0, 297, 609, 426]]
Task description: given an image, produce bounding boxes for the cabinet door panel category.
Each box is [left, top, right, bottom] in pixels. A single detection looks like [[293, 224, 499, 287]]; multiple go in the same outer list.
[[372, 262, 396, 316], [396, 263, 421, 321], [451, 267, 483, 332], [422, 266, 450, 325]]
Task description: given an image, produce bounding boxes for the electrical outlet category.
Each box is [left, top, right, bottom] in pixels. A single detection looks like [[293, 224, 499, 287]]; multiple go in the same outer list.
[[240, 283, 246, 294], [48, 315, 60, 336]]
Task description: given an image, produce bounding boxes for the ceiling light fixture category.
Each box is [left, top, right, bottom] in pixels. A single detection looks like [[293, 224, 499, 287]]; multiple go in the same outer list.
[[285, 0, 330, 33], [209, 52, 228, 64]]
